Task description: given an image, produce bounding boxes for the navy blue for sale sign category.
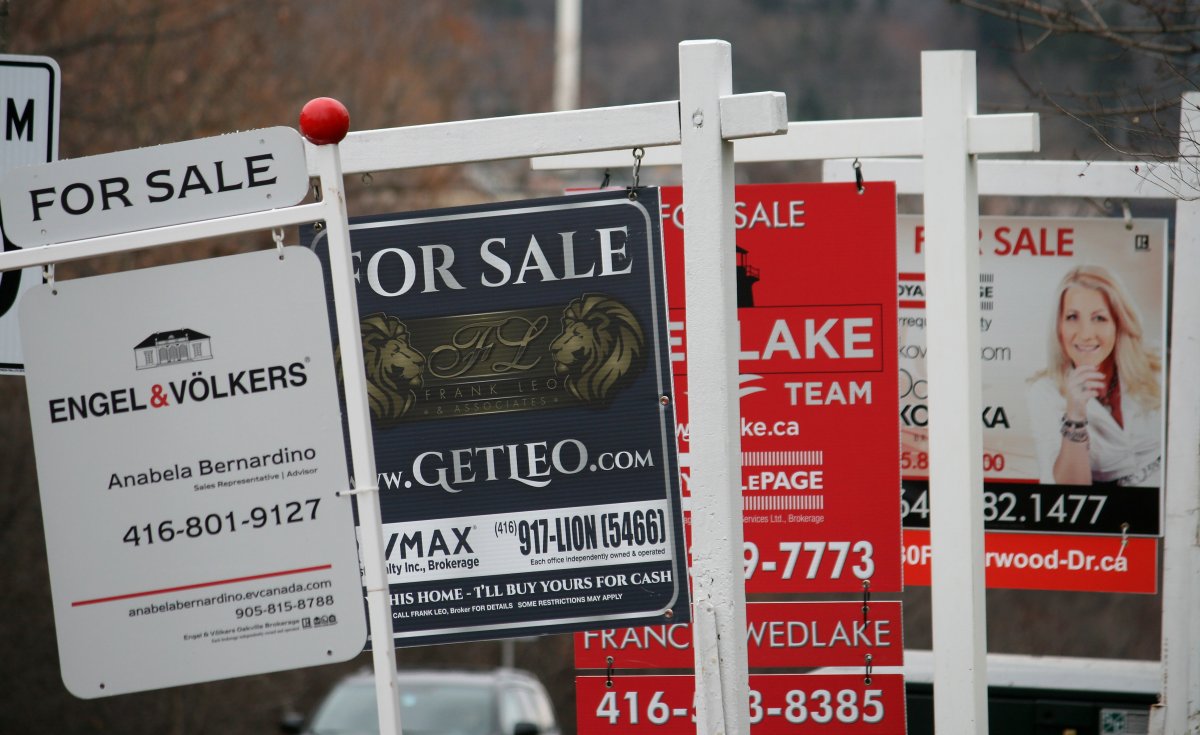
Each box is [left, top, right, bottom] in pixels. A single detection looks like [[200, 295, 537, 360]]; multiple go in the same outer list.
[[306, 189, 688, 645]]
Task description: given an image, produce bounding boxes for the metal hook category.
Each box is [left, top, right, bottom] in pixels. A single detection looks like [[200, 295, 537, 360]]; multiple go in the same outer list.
[[1118, 522, 1130, 558], [1121, 200, 1133, 230], [853, 158, 865, 195], [272, 227, 286, 260], [600, 169, 611, 189], [864, 653, 873, 686], [362, 172, 374, 186], [43, 263, 56, 294], [605, 656, 614, 689], [861, 579, 871, 624], [310, 179, 322, 201], [627, 147, 644, 200]]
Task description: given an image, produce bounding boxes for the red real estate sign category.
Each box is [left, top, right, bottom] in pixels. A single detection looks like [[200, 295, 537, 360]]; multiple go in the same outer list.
[[574, 601, 903, 669], [577, 673, 906, 735], [662, 183, 901, 593]]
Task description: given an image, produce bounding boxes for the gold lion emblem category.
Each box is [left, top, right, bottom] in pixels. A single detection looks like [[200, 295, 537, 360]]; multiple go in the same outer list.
[[358, 313, 426, 423], [550, 294, 646, 405]]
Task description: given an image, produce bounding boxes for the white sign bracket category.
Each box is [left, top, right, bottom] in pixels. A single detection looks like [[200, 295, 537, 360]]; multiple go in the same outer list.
[[0, 40, 788, 735], [824, 95, 1200, 735], [532, 49, 1041, 735]]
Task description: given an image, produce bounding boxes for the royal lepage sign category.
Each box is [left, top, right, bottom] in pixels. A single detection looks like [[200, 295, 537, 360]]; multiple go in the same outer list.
[[662, 183, 901, 593]]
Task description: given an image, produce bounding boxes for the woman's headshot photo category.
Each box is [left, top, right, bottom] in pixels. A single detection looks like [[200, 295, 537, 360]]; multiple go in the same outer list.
[[1027, 264, 1163, 487]]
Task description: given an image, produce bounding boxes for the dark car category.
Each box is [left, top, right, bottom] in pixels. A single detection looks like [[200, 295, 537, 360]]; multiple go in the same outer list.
[[282, 667, 561, 735]]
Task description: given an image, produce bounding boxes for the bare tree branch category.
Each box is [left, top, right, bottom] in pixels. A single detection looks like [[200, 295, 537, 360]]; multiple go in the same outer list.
[[954, 0, 1198, 197], [955, 0, 1198, 55]]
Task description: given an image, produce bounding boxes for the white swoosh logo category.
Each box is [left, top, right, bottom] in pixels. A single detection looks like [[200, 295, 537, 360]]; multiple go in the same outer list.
[[739, 374, 766, 398]]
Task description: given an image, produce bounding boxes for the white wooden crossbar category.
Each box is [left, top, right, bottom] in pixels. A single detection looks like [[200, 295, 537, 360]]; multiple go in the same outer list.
[[530, 113, 1037, 168], [306, 92, 787, 175], [822, 157, 1184, 199], [0, 202, 328, 273]]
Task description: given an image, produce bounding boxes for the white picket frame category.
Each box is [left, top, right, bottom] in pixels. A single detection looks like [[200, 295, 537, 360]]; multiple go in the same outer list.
[[532, 50, 1041, 735], [821, 94, 1200, 735], [0, 40, 788, 735]]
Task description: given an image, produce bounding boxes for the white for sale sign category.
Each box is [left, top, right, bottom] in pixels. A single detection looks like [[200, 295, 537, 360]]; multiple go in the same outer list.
[[0, 126, 309, 247], [20, 247, 366, 697]]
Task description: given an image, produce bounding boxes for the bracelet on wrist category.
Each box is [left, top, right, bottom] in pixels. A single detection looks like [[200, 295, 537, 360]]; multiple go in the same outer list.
[[1060, 422, 1089, 443], [1060, 415, 1088, 430]]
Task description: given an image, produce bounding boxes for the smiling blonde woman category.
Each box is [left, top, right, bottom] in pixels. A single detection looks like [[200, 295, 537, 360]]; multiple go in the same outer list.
[[1027, 265, 1162, 486]]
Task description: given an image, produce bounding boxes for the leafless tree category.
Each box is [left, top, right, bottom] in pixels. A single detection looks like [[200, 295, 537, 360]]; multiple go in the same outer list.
[[0, 4, 564, 734], [953, 0, 1199, 194]]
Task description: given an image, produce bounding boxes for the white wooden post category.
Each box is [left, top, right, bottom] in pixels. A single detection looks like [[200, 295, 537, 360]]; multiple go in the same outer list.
[[920, 51, 990, 734], [678, 39, 750, 735], [1157, 91, 1200, 735], [553, 0, 582, 111], [308, 141, 405, 735]]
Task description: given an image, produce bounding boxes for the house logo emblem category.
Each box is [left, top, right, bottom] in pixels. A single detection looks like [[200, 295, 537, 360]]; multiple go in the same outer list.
[[134, 328, 213, 370]]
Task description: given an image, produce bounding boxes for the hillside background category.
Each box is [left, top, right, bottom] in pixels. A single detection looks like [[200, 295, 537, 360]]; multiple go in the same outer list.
[[0, 1, 1186, 732]]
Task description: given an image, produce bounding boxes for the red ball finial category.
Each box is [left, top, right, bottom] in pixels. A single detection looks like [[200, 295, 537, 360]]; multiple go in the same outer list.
[[299, 97, 350, 145]]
